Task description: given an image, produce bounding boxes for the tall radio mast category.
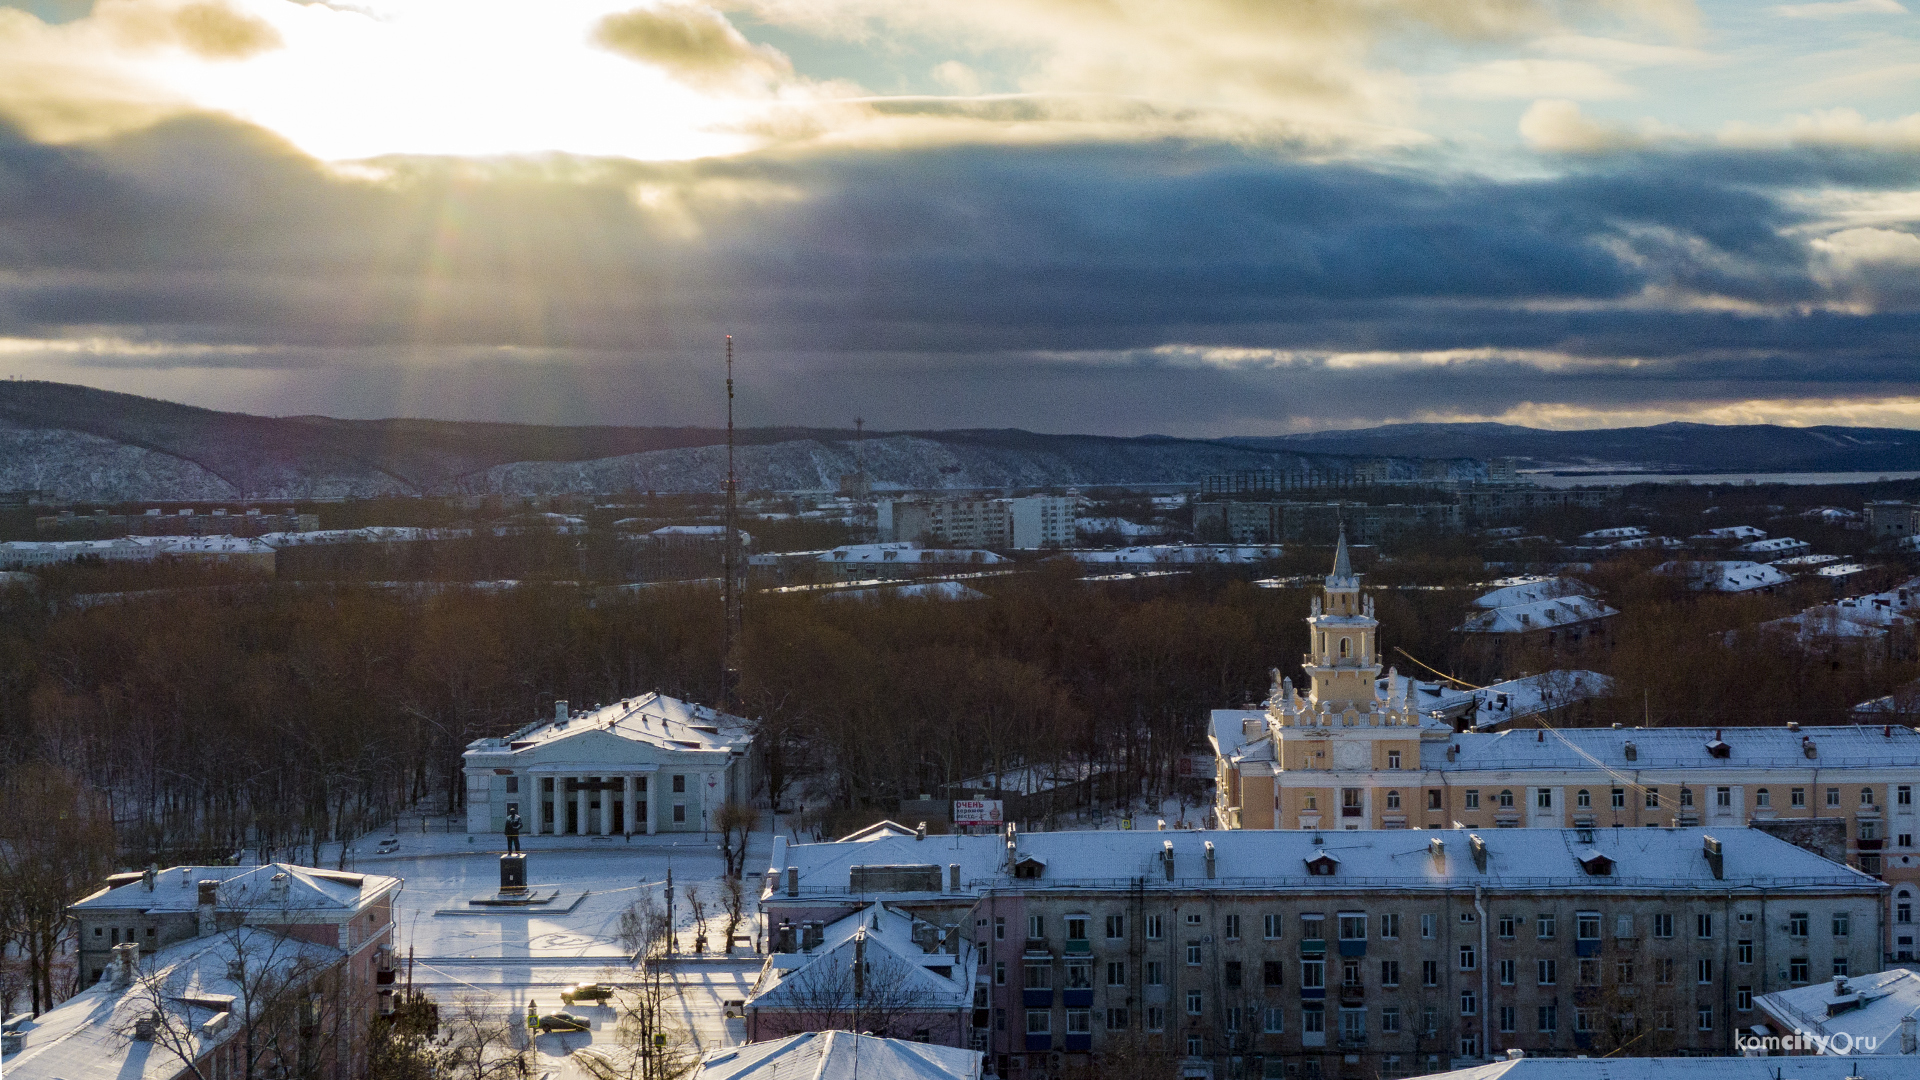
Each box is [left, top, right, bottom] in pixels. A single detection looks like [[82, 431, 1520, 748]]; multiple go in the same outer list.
[[721, 336, 742, 711]]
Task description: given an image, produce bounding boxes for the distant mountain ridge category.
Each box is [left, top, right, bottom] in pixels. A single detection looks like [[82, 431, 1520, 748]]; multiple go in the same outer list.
[[1, 381, 1916, 502], [1226, 422, 1920, 473]]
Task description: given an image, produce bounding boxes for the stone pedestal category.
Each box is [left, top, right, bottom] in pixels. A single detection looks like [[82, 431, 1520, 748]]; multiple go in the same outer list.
[[500, 853, 527, 892]]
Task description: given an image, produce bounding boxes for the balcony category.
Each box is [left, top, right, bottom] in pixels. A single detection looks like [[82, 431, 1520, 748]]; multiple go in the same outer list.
[[1576, 940, 1602, 957], [1064, 989, 1094, 1008], [1338, 1035, 1368, 1050], [1302, 939, 1328, 955], [1342, 807, 1364, 818], [1026, 1034, 1052, 1052], [1064, 939, 1092, 954], [1858, 838, 1885, 851], [1024, 937, 1050, 957], [1065, 1033, 1093, 1052], [1339, 940, 1367, 958], [1302, 987, 1326, 1000], [1023, 989, 1055, 1008], [1339, 985, 1367, 1005]]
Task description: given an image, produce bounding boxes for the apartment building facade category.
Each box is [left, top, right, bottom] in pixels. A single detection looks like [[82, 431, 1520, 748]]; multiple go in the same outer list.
[[1212, 538, 1920, 955], [760, 828, 1883, 1080]]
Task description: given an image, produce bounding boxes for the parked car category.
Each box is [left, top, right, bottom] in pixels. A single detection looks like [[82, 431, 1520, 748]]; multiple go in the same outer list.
[[561, 983, 614, 1006], [536, 1012, 591, 1033]]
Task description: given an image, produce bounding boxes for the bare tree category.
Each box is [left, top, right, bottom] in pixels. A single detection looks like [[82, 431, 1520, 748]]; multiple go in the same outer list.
[[0, 764, 117, 1013], [717, 876, 748, 956], [713, 802, 759, 878], [682, 884, 710, 954], [580, 893, 697, 1080], [433, 996, 534, 1080]]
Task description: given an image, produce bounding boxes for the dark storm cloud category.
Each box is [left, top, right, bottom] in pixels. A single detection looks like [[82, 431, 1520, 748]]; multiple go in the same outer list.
[[0, 113, 1916, 429]]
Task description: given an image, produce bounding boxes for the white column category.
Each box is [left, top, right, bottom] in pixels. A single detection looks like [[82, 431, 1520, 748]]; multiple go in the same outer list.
[[623, 776, 635, 836], [646, 776, 657, 835], [528, 775, 542, 836], [601, 777, 614, 836], [575, 777, 588, 835]]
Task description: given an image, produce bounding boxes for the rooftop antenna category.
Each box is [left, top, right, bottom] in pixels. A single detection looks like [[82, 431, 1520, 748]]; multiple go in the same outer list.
[[721, 336, 742, 712]]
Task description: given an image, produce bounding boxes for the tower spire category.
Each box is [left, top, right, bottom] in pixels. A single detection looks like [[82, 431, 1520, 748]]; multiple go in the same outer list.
[[721, 335, 742, 711], [1327, 522, 1354, 586]]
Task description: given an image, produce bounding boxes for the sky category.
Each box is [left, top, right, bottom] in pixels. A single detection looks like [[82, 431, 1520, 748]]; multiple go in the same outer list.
[[0, 0, 1915, 437]]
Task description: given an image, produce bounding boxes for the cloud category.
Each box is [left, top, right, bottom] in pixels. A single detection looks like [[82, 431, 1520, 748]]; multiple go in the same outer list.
[[1443, 59, 1636, 100], [593, 3, 793, 90], [1771, 0, 1907, 17], [1412, 395, 1920, 430], [102, 0, 284, 59], [1519, 98, 1648, 150]]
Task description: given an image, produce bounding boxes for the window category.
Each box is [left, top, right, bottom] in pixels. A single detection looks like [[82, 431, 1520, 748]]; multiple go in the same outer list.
[[1538, 1005, 1558, 1032], [1902, 785, 1913, 807], [1790, 957, 1810, 984], [1187, 944, 1202, 966], [1107, 1007, 1130, 1029], [672, 804, 686, 823], [1537, 913, 1556, 940], [1382, 1007, 1400, 1033], [1384, 1057, 1405, 1079], [1696, 914, 1713, 939], [1341, 1008, 1365, 1042], [1499, 1006, 1516, 1034], [1499, 789, 1515, 808], [1789, 912, 1809, 937], [1264, 1007, 1285, 1033], [1264, 960, 1285, 987], [1106, 914, 1125, 939], [1576, 912, 1600, 941], [1381, 913, 1400, 940], [1066, 1010, 1092, 1036], [1828, 787, 1841, 808], [1422, 914, 1437, 940], [1226, 961, 1243, 988], [1460, 990, 1477, 1016], [1575, 1010, 1593, 1034], [1029, 915, 1044, 939], [1303, 958, 1326, 989], [1381, 960, 1399, 986], [1304, 1006, 1326, 1035], [1428, 790, 1443, 810], [1737, 986, 1753, 1011], [1655, 1010, 1673, 1031], [1225, 914, 1241, 940], [1146, 915, 1163, 940], [1460, 910, 1477, 924], [1716, 787, 1732, 808], [995, 962, 1006, 985], [1697, 1007, 1712, 1032], [671, 774, 686, 793], [1066, 916, 1089, 942], [1460, 1034, 1480, 1058], [1793, 787, 1807, 808], [1616, 914, 1634, 939], [1863, 787, 1878, 806], [1737, 940, 1753, 964], [1833, 912, 1851, 937], [1577, 789, 1592, 808], [1612, 788, 1626, 809], [1107, 961, 1126, 986], [1538, 788, 1553, 809], [1342, 959, 1361, 987], [1387, 790, 1401, 809], [1697, 959, 1712, 984], [1903, 835, 1914, 848], [1146, 961, 1164, 986], [1026, 1010, 1050, 1036], [1579, 960, 1600, 986], [1187, 991, 1203, 1016], [1834, 957, 1851, 978], [1757, 788, 1771, 808], [1186, 912, 1203, 927], [1389, 751, 1402, 769], [1422, 1006, 1439, 1036], [1305, 794, 1318, 810], [1645, 787, 1660, 809], [1652, 913, 1673, 938], [1499, 959, 1515, 986], [994, 1008, 1005, 1031], [1617, 959, 1635, 984], [1340, 915, 1367, 941], [1422, 960, 1439, 987], [1147, 1006, 1165, 1031], [1025, 964, 1050, 990], [1465, 790, 1480, 810], [1537, 959, 1556, 985], [1459, 944, 1477, 971], [1498, 915, 1516, 940], [995, 916, 1005, 940]]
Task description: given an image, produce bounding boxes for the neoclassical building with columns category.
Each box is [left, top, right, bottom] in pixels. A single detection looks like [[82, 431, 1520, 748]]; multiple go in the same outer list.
[[1213, 533, 1920, 955], [463, 692, 755, 837]]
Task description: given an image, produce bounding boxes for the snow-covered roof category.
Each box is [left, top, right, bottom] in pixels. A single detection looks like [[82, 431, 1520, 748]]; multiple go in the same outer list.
[[1692, 525, 1767, 540], [1420, 724, 1920, 773], [1064, 545, 1282, 564], [1656, 560, 1791, 592], [765, 826, 1878, 897], [1455, 595, 1617, 634], [2, 931, 345, 1080], [1471, 577, 1592, 609], [1427, 1055, 1920, 1080], [1075, 517, 1158, 537], [650, 525, 750, 539], [257, 527, 443, 547], [830, 581, 989, 602], [1736, 536, 1811, 556], [821, 545, 1008, 565], [1762, 598, 1914, 641], [125, 535, 276, 554], [464, 692, 750, 758], [953, 761, 1117, 796], [1775, 553, 1843, 568], [698, 1030, 982, 1080], [72, 863, 397, 916], [1471, 670, 1614, 728], [1578, 526, 1649, 540], [1757, 967, 1920, 1054], [1855, 679, 1920, 719], [748, 902, 975, 1013]]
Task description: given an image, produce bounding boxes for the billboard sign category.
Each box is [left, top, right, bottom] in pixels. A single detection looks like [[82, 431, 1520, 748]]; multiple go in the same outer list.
[[953, 799, 1005, 825]]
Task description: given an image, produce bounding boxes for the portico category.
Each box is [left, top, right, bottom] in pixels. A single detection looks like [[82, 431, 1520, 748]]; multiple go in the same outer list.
[[463, 693, 754, 837]]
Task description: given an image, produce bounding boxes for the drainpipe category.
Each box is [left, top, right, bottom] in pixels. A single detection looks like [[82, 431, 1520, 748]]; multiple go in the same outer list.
[[1476, 886, 1489, 1058]]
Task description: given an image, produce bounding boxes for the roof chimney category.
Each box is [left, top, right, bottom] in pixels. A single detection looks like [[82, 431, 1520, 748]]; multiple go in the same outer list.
[[1204, 841, 1216, 880], [1703, 835, 1724, 880], [1469, 834, 1488, 873], [197, 880, 218, 935], [110, 941, 140, 989], [949, 863, 961, 893], [556, 700, 569, 724], [916, 822, 927, 841], [1428, 838, 1446, 873], [1161, 840, 1175, 881], [785, 866, 799, 897], [853, 929, 867, 998]]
